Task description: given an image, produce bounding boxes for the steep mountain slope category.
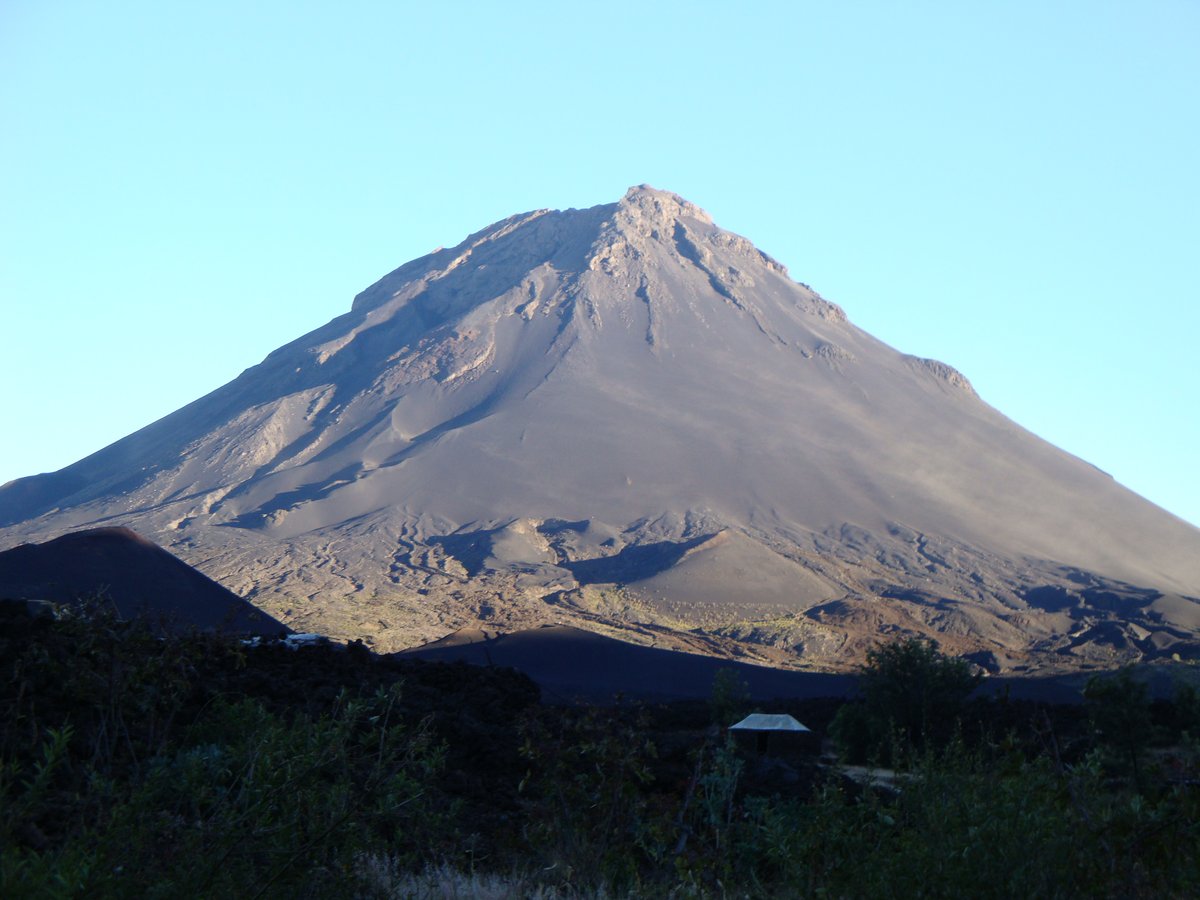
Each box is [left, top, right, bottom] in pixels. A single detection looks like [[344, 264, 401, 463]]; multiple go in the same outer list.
[[2, 186, 1198, 670]]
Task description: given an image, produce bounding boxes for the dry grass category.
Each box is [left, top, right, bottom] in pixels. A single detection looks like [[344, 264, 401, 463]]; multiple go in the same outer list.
[[356, 858, 622, 899]]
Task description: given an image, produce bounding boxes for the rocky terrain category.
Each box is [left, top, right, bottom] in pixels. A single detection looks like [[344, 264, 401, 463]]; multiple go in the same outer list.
[[2, 186, 1199, 673]]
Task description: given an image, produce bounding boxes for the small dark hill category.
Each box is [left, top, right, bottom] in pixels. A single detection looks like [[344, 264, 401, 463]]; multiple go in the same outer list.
[[0, 526, 285, 634], [400, 624, 856, 702]]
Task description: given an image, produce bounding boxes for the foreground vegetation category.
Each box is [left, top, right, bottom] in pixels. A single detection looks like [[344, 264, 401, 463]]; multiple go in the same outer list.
[[2, 602, 1198, 897]]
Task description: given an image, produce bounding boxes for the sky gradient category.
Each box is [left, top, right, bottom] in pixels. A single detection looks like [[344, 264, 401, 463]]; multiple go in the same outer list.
[[2, 1, 1197, 527]]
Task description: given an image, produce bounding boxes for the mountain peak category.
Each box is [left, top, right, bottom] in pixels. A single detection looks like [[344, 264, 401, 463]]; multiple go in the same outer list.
[[617, 184, 713, 225], [591, 185, 792, 288]]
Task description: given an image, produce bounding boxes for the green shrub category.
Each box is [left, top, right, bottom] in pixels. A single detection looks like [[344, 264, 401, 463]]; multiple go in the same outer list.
[[0, 606, 443, 898], [517, 708, 659, 892], [831, 637, 980, 764]]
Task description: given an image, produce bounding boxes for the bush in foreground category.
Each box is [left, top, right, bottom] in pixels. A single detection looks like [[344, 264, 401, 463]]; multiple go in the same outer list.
[[4, 607, 1199, 897]]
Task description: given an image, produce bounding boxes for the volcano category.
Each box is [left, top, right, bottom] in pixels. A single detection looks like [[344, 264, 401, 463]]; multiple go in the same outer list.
[[2, 186, 1198, 671]]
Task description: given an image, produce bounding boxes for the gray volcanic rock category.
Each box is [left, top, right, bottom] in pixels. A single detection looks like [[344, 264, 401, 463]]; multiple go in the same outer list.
[[2, 186, 1199, 670]]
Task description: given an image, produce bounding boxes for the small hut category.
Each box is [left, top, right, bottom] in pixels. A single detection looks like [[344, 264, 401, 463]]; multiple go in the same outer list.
[[729, 713, 812, 755]]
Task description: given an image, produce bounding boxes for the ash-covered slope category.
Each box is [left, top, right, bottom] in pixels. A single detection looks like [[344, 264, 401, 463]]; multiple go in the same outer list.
[[2, 186, 1198, 670]]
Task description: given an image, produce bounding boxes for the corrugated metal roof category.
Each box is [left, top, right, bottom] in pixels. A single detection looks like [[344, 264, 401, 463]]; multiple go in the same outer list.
[[728, 713, 810, 732]]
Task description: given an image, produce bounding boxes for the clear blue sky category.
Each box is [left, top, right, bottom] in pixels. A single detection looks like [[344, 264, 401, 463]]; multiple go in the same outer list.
[[2, 1, 1197, 527]]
